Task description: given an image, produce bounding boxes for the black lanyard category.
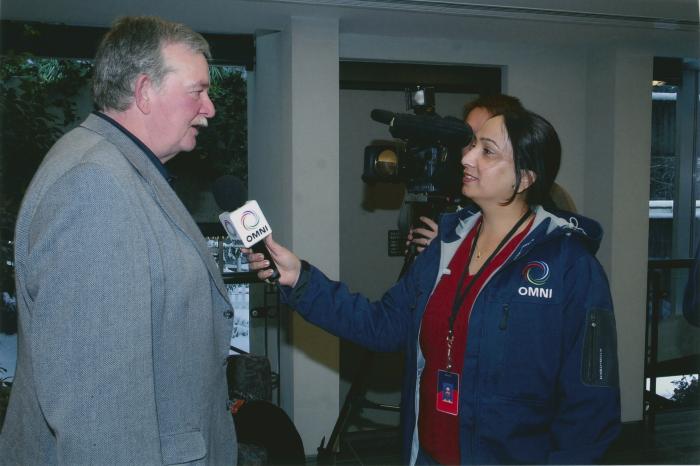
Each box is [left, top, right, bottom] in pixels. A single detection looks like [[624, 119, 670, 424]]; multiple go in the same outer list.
[[444, 209, 532, 370]]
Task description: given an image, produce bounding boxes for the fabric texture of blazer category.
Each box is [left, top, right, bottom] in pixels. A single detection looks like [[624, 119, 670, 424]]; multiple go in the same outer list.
[[0, 114, 237, 465]]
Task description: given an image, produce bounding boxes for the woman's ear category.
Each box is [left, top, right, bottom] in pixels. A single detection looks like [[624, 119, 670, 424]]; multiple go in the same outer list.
[[134, 74, 152, 114], [517, 169, 537, 193]]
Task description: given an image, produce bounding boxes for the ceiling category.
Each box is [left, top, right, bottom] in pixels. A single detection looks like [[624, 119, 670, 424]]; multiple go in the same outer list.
[[1, 0, 698, 50]]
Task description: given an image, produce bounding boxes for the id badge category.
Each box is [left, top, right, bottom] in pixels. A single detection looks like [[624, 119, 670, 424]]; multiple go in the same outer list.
[[436, 369, 459, 416]]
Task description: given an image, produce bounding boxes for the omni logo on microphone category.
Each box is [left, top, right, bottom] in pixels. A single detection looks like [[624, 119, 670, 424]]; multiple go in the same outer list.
[[241, 211, 260, 230], [219, 200, 273, 248]]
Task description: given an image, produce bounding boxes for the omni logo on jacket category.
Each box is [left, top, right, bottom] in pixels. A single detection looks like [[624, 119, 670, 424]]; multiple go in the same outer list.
[[518, 261, 553, 299]]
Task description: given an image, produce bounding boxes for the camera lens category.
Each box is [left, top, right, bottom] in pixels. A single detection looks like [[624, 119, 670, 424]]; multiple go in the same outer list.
[[375, 149, 399, 177]]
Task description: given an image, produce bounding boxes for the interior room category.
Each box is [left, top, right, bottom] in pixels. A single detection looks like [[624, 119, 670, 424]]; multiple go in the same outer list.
[[1, 0, 698, 464]]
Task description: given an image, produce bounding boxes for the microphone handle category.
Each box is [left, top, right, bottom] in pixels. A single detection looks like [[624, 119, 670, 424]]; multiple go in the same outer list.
[[398, 243, 418, 279], [252, 240, 281, 283]]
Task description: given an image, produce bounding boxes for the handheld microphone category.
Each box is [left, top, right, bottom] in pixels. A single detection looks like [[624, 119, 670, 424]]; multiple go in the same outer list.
[[213, 176, 280, 283]]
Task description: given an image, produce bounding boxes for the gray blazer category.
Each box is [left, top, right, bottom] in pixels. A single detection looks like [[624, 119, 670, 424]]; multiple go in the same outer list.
[[0, 114, 237, 465]]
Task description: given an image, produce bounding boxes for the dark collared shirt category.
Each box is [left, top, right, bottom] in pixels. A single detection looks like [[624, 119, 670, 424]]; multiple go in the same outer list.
[[93, 111, 175, 184]]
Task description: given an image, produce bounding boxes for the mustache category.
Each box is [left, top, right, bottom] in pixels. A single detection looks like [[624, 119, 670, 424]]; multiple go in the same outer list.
[[193, 117, 209, 128]]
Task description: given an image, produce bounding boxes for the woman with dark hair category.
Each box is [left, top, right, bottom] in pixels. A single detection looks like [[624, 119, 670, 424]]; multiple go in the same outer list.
[[408, 94, 577, 254], [245, 108, 620, 465]]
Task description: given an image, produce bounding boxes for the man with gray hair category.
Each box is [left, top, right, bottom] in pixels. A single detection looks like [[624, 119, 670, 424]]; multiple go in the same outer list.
[[0, 16, 237, 464]]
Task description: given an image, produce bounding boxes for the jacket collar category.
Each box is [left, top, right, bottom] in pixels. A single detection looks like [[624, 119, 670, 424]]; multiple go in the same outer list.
[[80, 114, 229, 299], [92, 111, 174, 184], [438, 203, 478, 243], [439, 204, 604, 256]]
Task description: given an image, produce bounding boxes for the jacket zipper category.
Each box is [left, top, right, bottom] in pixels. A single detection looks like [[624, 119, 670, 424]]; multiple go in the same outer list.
[[586, 312, 598, 381]]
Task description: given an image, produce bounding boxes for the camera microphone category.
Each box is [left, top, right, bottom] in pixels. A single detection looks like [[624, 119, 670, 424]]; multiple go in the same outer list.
[[370, 109, 396, 125], [213, 175, 280, 283], [370, 108, 473, 148]]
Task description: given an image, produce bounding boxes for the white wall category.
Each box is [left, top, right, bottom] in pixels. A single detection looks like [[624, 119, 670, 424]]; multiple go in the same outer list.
[[585, 48, 653, 422], [250, 17, 341, 454]]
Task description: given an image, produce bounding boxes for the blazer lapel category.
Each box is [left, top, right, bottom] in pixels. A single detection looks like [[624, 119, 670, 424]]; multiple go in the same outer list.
[[81, 114, 229, 299]]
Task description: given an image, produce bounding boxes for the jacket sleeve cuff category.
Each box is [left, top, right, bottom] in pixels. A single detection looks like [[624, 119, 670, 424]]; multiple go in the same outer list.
[[285, 259, 311, 304]]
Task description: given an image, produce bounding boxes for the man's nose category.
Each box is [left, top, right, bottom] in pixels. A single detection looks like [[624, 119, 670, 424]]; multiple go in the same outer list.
[[202, 91, 216, 118]]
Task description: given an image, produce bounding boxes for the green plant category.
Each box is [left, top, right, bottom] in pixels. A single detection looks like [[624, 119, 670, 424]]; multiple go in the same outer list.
[[670, 375, 699, 407], [0, 51, 93, 216]]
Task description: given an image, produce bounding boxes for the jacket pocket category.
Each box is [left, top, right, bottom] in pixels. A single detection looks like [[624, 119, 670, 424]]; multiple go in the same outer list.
[[487, 298, 560, 401], [161, 430, 207, 465], [477, 395, 552, 464], [581, 307, 619, 387]]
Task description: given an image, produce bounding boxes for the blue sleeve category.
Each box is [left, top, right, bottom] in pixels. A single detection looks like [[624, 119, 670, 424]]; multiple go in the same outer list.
[[279, 245, 437, 353], [548, 253, 621, 464]]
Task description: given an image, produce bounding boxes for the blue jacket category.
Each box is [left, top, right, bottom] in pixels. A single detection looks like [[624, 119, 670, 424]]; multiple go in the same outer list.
[[281, 206, 620, 464]]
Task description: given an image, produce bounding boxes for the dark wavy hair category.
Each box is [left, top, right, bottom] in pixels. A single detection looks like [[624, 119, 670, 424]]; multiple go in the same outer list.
[[463, 94, 524, 121], [498, 109, 561, 206]]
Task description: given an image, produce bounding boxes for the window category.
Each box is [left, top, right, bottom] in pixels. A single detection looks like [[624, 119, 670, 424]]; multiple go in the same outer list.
[[645, 58, 700, 418], [649, 58, 699, 260]]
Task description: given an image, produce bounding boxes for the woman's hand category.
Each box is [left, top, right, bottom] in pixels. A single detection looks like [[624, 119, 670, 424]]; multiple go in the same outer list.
[[405, 216, 439, 253], [242, 235, 302, 287]]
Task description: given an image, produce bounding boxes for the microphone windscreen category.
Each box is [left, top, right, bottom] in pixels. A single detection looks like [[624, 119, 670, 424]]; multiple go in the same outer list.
[[212, 175, 248, 211], [370, 109, 395, 124]]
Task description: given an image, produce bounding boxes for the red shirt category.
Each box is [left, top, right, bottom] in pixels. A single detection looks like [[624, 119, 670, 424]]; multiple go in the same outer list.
[[418, 217, 533, 465]]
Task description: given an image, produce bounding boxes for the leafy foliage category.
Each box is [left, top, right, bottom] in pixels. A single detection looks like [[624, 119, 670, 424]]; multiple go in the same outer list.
[[0, 53, 93, 215], [670, 375, 699, 407]]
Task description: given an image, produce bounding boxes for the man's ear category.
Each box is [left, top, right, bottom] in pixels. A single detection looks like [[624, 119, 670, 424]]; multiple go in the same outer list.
[[134, 74, 152, 114], [517, 169, 537, 193]]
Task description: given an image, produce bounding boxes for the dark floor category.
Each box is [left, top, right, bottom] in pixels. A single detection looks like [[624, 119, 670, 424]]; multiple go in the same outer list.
[[309, 408, 700, 465], [314, 427, 402, 466], [603, 408, 700, 465]]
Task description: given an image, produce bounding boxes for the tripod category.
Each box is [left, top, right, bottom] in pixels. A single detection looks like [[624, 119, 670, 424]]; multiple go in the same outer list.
[[316, 194, 460, 464]]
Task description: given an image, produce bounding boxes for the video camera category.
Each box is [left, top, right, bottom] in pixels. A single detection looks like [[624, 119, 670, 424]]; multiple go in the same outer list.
[[362, 86, 473, 203]]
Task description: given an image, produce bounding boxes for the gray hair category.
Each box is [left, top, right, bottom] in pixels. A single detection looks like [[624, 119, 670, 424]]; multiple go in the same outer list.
[[92, 16, 211, 112]]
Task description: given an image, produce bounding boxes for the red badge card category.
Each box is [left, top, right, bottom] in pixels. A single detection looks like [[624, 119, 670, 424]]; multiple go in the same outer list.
[[436, 369, 459, 416]]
